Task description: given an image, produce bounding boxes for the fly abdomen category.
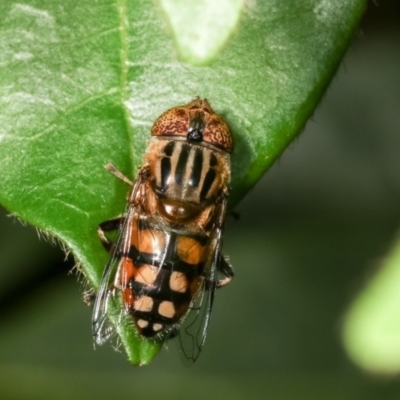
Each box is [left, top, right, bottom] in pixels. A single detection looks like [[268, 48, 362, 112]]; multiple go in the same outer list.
[[122, 230, 209, 338], [127, 266, 202, 338]]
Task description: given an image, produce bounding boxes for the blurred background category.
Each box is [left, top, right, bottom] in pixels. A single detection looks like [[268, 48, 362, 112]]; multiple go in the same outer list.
[[1, 2, 400, 399]]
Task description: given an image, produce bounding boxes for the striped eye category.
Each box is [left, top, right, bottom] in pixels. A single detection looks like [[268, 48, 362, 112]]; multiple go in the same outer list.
[[151, 98, 233, 153]]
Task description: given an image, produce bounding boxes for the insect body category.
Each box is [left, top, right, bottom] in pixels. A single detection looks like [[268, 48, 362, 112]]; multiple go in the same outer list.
[[92, 98, 234, 361]]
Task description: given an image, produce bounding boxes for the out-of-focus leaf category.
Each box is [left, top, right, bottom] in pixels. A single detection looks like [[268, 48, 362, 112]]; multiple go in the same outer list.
[[343, 234, 400, 375]]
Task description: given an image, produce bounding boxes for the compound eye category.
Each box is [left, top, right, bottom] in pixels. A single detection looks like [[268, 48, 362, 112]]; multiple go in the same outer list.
[[151, 107, 189, 138], [151, 99, 234, 153], [202, 114, 233, 153]]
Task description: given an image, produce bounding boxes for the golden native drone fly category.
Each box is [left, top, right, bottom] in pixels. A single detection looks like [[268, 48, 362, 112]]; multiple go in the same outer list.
[[92, 98, 234, 362]]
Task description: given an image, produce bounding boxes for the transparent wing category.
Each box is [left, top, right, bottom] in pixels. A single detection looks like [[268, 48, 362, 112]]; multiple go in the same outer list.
[[177, 197, 228, 364], [92, 178, 143, 346]]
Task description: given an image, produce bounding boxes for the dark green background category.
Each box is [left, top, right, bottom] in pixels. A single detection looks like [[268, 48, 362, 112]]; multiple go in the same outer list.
[[1, 2, 400, 399]]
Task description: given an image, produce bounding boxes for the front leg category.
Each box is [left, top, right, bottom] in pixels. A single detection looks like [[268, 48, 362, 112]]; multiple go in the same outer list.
[[97, 216, 125, 252]]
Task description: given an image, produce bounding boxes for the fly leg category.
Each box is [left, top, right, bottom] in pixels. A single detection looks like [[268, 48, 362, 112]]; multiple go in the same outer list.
[[98, 217, 125, 253], [85, 217, 124, 308], [216, 256, 234, 289], [204, 256, 234, 291]]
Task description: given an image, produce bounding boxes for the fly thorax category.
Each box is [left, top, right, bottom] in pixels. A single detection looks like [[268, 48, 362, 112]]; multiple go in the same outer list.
[[157, 197, 202, 223], [146, 138, 229, 206]]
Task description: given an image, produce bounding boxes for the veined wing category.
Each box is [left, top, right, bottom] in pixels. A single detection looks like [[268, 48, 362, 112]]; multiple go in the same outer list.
[[92, 178, 143, 345], [177, 197, 228, 364]]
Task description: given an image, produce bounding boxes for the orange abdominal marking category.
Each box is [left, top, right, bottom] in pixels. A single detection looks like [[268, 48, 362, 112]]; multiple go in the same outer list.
[[176, 236, 204, 264]]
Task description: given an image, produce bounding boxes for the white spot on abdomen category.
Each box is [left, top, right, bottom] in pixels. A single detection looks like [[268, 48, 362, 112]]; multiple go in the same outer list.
[[158, 301, 175, 318], [153, 323, 163, 332], [137, 319, 149, 328], [136, 264, 158, 285], [170, 271, 188, 293], [134, 296, 154, 312]]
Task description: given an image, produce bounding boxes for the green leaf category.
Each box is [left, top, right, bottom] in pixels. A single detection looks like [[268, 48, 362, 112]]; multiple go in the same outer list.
[[0, 0, 366, 364], [343, 234, 400, 375], [159, 0, 245, 64]]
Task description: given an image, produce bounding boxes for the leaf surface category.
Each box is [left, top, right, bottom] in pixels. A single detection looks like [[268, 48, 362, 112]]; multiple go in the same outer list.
[[0, 0, 366, 364]]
